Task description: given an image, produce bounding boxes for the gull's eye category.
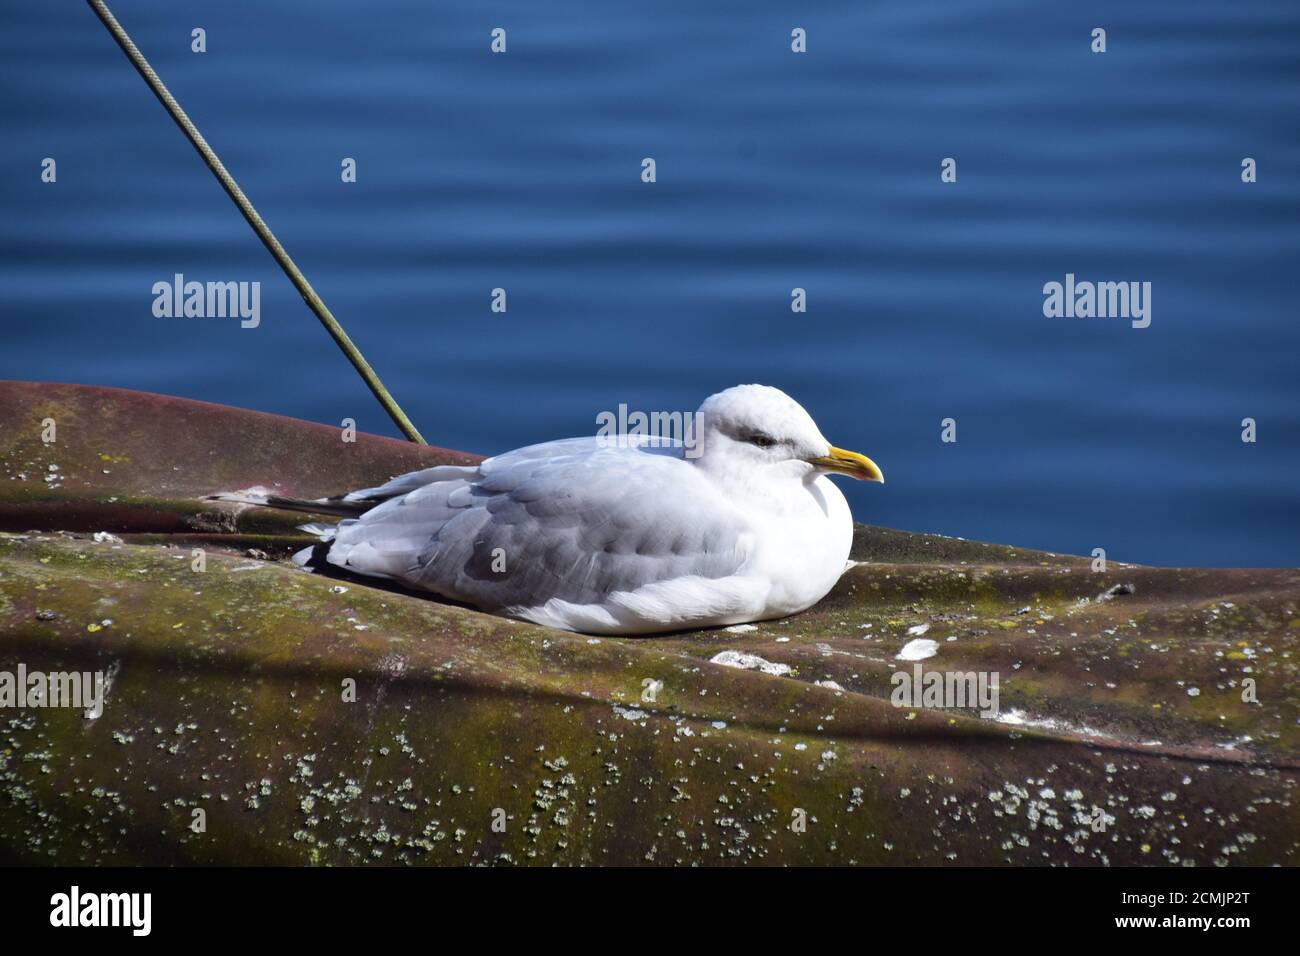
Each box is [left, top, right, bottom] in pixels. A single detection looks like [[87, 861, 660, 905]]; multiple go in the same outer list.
[[744, 432, 776, 449]]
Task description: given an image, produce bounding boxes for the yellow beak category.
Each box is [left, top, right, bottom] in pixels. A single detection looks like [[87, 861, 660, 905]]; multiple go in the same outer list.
[[808, 446, 884, 483]]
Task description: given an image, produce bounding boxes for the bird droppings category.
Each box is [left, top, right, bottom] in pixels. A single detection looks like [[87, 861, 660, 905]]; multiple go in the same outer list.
[[1097, 582, 1136, 602], [897, 638, 939, 661], [709, 650, 792, 677]]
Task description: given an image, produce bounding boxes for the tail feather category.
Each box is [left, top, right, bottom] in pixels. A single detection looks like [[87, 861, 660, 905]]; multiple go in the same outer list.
[[209, 489, 373, 572], [207, 490, 371, 518], [296, 522, 337, 538], [209, 466, 480, 519]]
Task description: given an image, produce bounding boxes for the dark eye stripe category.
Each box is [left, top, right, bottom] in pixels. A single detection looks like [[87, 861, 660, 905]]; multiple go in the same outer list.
[[746, 433, 776, 448]]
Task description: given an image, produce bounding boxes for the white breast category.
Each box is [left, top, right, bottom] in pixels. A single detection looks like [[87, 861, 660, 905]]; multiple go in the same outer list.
[[745, 474, 854, 617]]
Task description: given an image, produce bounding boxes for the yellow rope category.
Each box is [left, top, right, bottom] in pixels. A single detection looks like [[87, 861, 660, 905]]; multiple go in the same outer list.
[[87, 0, 427, 444]]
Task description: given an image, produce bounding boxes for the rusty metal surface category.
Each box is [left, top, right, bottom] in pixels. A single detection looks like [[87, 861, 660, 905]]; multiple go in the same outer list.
[[0, 381, 1296, 865], [0, 380, 476, 536]]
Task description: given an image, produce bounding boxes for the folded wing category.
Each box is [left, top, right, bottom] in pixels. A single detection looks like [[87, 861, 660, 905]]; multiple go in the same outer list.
[[323, 438, 753, 614]]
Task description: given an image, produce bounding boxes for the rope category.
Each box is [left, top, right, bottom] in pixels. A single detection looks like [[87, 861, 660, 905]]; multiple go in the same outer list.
[[86, 0, 427, 444]]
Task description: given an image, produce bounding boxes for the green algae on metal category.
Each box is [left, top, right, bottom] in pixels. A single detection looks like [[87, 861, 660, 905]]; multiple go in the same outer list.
[[1, 531, 1296, 865], [0, 381, 1297, 865]]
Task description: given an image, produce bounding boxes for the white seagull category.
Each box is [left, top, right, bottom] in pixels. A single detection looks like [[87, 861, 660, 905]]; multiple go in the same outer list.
[[223, 385, 883, 635]]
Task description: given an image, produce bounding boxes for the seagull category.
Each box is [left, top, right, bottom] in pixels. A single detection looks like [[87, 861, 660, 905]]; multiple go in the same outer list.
[[219, 385, 882, 635]]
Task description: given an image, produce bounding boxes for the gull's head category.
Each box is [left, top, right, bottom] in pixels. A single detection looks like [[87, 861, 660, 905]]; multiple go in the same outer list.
[[695, 384, 883, 484]]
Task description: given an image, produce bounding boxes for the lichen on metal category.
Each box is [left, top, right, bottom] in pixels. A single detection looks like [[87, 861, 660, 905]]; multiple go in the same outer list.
[[1, 382, 1296, 865]]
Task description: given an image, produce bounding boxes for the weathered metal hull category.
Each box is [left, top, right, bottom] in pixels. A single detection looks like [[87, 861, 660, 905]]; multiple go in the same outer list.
[[1, 382, 1296, 865]]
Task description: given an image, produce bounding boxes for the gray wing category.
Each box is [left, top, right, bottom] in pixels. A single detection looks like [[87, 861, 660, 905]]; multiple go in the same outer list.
[[323, 437, 751, 610]]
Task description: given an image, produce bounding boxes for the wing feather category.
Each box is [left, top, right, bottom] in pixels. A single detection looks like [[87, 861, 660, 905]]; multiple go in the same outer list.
[[324, 438, 752, 613]]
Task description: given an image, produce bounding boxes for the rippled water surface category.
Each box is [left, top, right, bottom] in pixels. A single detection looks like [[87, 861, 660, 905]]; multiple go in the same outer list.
[[2, 1, 1298, 565]]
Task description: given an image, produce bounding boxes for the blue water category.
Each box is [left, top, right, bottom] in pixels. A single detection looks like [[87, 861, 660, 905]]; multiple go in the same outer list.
[[2, 1, 1298, 566]]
